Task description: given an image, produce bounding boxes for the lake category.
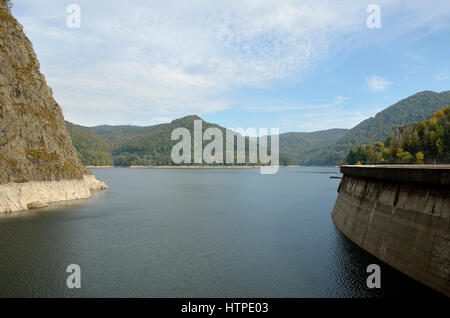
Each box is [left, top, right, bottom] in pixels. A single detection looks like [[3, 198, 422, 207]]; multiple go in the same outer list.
[[0, 167, 441, 297]]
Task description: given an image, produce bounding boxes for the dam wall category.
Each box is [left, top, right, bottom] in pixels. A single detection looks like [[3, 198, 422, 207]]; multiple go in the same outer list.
[[331, 165, 449, 297]]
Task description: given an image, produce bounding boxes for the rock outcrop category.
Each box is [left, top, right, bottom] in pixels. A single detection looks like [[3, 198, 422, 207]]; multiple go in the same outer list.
[[0, 2, 107, 212]]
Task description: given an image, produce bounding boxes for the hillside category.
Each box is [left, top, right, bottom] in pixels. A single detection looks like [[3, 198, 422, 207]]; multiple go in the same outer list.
[[66, 90, 450, 167], [67, 117, 349, 166], [69, 115, 252, 166], [298, 90, 450, 165], [343, 90, 450, 146], [278, 129, 348, 165], [65, 121, 114, 166], [346, 106, 450, 164]]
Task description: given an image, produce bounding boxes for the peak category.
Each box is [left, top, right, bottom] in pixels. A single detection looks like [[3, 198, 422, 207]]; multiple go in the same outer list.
[[170, 115, 203, 123], [181, 115, 202, 120]]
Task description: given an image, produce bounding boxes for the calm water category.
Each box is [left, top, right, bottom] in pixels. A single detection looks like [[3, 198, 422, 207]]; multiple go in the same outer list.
[[0, 167, 441, 298]]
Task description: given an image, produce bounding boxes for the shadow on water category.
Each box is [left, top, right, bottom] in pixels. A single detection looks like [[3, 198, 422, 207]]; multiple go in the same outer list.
[[330, 225, 445, 298]]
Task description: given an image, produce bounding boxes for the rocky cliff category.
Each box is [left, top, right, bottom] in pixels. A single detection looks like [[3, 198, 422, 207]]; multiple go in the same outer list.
[[0, 2, 107, 212]]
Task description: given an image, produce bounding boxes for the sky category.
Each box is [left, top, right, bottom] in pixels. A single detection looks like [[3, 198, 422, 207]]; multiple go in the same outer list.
[[10, 0, 450, 132]]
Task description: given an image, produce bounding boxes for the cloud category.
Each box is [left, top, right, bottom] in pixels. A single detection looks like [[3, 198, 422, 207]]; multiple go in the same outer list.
[[366, 75, 392, 91], [10, 0, 450, 126], [278, 109, 376, 132], [334, 96, 352, 103], [433, 73, 450, 81], [244, 96, 352, 112]]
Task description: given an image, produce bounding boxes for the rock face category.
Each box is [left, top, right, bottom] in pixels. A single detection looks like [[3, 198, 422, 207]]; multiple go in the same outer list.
[[26, 200, 48, 209], [0, 3, 107, 212]]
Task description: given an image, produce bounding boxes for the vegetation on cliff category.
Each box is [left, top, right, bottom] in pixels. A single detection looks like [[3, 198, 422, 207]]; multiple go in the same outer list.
[[346, 106, 450, 164]]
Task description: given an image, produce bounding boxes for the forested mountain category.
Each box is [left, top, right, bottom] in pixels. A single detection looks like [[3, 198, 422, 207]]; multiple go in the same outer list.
[[346, 106, 450, 164], [66, 90, 450, 166], [342, 90, 450, 146], [294, 90, 450, 165], [278, 129, 348, 165], [68, 116, 258, 166], [65, 121, 114, 166]]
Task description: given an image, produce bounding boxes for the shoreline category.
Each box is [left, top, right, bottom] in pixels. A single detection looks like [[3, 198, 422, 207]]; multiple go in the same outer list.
[[86, 165, 301, 169], [0, 175, 108, 213]]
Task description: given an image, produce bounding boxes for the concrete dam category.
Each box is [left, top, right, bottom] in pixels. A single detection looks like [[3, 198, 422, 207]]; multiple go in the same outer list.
[[331, 165, 449, 297]]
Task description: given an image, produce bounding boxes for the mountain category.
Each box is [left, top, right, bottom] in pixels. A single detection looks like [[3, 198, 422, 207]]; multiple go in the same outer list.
[[342, 90, 450, 146], [0, 3, 106, 212], [66, 90, 450, 167], [278, 129, 348, 165], [346, 106, 450, 164], [0, 3, 87, 183], [296, 90, 450, 165], [70, 115, 247, 166], [65, 121, 114, 166]]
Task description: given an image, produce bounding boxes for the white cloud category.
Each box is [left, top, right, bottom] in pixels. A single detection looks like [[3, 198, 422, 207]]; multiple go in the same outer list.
[[10, 0, 450, 126], [244, 96, 352, 112], [278, 109, 376, 132], [433, 73, 450, 81], [366, 75, 392, 91], [334, 96, 352, 103]]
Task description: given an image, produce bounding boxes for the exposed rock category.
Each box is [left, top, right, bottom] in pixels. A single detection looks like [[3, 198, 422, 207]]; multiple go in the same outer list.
[[0, 3, 107, 212], [27, 200, 48, 209], [0, 175, 108, 212]]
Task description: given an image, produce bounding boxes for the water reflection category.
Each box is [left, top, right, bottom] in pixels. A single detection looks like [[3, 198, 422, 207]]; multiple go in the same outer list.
[[0, 167, 442, 298]]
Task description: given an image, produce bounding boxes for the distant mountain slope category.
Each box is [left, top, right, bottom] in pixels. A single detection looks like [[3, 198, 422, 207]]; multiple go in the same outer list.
[[65, 121, 113, 166], [66, 90, 450, 166], [343, 90, 450, 146], [299, 90, 450, 165], [279, 129, 348, 165], [346, 106, 450, 164], [68, 115, 252, 166]]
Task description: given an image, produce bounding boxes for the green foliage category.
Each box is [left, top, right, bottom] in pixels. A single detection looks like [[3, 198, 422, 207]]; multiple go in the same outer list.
[[299, 90, 450, 165], [345, 106, 450, 164], [65, 91, 450, 167], [25, 148, 59, 162], [65, 121, 114, 166], [67, 116, 266, 166], [278, 129, 348, 166]]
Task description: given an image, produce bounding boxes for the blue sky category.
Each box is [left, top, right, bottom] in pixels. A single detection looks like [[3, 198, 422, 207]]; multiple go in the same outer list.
[[11, 0, 450, 132]]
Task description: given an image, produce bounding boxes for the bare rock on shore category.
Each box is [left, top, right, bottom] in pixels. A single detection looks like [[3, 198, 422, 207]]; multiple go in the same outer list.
[[0, 175, 109, 213], [27, 200, 48, 209]]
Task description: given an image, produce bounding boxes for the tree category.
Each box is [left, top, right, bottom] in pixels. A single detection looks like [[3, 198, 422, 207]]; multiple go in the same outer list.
[[398, 151, 413, 163], [415, 152, 424, 164], [346, 105, 450, 165]]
